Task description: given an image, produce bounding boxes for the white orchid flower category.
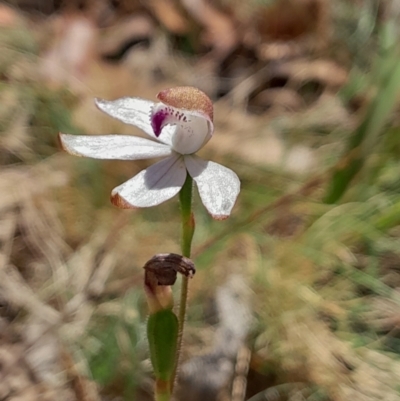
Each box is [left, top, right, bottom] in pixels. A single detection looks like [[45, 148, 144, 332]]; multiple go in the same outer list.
[[59, 86, 240, 220]]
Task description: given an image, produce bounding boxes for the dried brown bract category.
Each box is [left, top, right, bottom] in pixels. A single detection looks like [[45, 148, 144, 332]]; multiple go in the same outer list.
[[143, 253, 196, 287]]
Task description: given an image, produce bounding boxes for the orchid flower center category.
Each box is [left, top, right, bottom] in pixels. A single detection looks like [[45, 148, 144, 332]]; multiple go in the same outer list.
[[150, 87, 214, 155], [151, 106, 189, 138]]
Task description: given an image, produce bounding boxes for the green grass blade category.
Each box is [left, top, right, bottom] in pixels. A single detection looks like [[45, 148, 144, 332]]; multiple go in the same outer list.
[[324, 48, 400, 204]]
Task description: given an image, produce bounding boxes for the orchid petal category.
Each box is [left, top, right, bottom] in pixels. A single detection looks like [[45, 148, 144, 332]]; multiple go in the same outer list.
[[95, 97, 158, 139], [59, 133, 172, 160], [185, 155, 240, 219], [111, 154, 187, 208]]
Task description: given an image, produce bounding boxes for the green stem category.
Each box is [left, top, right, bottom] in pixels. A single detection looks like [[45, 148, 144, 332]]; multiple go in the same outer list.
[[171, 174, 195, 391], [180, 174, 194, 258], [155, 379, 171, 401]]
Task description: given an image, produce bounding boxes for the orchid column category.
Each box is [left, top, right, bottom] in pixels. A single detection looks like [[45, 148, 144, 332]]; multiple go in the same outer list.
[[59, 87, 240, 400]]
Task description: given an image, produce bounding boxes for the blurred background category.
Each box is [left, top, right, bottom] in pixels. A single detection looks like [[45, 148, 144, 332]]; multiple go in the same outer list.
[[1, 0, 400, 400]]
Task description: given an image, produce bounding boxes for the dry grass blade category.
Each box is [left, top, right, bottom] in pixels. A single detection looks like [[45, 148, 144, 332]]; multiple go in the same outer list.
[[147, 0, 189, 34], [0, 264, 60, 324], [231, 345, 251, 401], [0, 212, 17, 270]]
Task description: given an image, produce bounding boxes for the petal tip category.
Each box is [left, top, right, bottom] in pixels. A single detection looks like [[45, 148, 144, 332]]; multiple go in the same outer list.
[[58, 132, 77, 155], [58, 132, 66, 148], [94, 97, 106, 109], [211, 214, 230, 221], [110, 192, 137, 209]]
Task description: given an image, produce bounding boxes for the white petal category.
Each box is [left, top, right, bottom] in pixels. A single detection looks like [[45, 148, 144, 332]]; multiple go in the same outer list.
[[111, 154, 187, 208], [59, 133, 172, 160], [95, 97, 158, 139], [185, 155, 240, 219]]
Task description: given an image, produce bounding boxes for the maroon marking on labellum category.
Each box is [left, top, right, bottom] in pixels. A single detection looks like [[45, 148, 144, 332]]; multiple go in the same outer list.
[[151, 109, 170, 137]]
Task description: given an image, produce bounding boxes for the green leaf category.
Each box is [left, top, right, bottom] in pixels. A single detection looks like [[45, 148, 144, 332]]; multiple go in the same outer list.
[[147, 309, 179, 381]]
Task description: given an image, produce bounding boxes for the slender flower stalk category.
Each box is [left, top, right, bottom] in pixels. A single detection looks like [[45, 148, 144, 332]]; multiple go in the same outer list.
[[179, 175, 195, 258], [169, 174, 195, 391]]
